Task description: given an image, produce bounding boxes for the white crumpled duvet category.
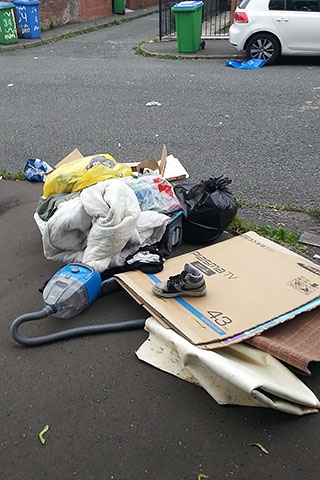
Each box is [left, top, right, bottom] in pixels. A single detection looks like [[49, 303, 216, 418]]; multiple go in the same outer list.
[[35, 179, 170, 272]]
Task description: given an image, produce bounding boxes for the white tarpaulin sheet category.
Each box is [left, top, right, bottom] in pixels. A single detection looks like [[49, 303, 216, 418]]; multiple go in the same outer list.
[[136, 317, 320, 415]]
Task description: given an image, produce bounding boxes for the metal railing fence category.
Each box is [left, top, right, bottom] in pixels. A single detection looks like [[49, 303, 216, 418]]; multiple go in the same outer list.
[[159, 0, 232, 40]]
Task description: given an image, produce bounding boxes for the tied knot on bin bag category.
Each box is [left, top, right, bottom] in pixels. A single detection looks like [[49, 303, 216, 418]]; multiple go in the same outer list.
[[174, 175, 238, 245]]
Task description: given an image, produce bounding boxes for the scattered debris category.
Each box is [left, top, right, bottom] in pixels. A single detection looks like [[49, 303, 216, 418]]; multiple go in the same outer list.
[[145, 101, 161, 107], [23, 158, 53, 182], [39, 425, 49, 445], [197, 474, 209, 480], [248, 443, 269, 454]]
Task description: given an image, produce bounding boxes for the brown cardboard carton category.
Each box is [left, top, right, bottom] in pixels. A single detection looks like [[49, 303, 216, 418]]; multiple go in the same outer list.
[[55, 148, 84, 168], [116, 232, 320, 348], [128, 145, 189, 182], [53, 145, 188, 182]]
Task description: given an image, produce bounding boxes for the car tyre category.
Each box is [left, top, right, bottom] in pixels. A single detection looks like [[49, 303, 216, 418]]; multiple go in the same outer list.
[[246, 33, 280, 65]]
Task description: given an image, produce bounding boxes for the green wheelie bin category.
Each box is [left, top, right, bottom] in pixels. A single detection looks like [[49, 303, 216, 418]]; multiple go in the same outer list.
[[0, 1, 18, 44], [172, 1, 204, 54], [113, 0, 126, 15]]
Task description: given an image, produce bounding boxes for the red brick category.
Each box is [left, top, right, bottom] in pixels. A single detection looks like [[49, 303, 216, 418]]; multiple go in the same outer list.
[[38, 0, 158, 29], [126, 0, 157, 9], [78, 0, 112, 21]]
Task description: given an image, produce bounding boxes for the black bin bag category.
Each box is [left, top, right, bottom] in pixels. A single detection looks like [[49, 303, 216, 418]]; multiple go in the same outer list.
[[174, 175, 238, 245]]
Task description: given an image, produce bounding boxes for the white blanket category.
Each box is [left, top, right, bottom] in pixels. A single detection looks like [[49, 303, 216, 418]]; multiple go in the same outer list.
[[39, 179, 169, 272]]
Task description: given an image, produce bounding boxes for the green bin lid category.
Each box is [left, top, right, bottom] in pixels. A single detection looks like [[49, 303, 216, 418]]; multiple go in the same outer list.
[[172, 1, 203, 9]]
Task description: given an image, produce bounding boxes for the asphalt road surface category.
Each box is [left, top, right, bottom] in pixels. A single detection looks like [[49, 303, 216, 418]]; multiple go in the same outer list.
[[1, 13, 320, 480], [1, 13, 319, 210]]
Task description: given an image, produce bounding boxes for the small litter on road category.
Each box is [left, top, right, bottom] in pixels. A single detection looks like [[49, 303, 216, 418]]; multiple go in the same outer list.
[[145, 101, 161, 106], [23, 158, 53, 182], [38, 425, 49, 445], [248, 443, 269, 454]]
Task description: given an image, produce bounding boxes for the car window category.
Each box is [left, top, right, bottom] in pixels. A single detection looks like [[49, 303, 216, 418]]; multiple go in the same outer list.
[[291, 0, 320, 10], [269, 0, 320, 10], [269, 0, 285, 9], [237, 0, 251, 8]]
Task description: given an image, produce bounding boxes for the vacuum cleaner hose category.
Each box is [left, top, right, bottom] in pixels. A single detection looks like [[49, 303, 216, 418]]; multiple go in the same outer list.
[[10, 305, 146, 347]]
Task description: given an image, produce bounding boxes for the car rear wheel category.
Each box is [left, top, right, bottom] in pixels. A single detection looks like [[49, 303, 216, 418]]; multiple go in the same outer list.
[[246, 33, 280, 66]]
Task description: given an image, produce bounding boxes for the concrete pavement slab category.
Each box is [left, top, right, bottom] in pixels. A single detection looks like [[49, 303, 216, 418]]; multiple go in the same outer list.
[[1, 179, 320, 479], [140, 38, 245, 59]]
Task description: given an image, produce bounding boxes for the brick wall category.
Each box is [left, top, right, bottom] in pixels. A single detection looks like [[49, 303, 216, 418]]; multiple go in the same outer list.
[[39, 0, 79, 28], [36, 0, 158, 29], [39, 0, 113, 28], [78, 0, 112, 21], [126, 0, 158, 9]]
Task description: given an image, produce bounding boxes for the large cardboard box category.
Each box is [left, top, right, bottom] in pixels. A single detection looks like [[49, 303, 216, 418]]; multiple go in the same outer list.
[[55, 148, 83, 168], [126, 145, 189, 182], [54, 145, 189, 182], [116, 232, 320, 348]]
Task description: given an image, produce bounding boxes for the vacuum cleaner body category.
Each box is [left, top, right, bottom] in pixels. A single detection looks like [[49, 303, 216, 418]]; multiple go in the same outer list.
[[43, 263, 101, 319], [10, 263, 145, 346]]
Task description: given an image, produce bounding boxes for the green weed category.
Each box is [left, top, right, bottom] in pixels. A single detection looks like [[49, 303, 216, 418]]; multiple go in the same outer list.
[[237, 198, 319, 215], [135, 41, 180, 59], [228, 216, 307, 254], [258, 223, 299, 245], [0, 169, 25, 181]]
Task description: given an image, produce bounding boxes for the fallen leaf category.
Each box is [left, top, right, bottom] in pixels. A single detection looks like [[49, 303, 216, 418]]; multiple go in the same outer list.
[[248, 442, 269, 454], [39, 425, 49, 445]]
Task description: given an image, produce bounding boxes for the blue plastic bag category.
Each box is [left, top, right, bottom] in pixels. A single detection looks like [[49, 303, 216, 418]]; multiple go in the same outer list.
[[23, 158, 52, 182], [226, 59, 267, 70]]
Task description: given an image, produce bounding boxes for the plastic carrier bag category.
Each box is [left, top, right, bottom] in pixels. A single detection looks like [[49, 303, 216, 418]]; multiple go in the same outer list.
[[174, 175, 238, 244], [122, 175, 181, 214], [24, 158, 53, 182], [43, 154, 133, 198], [226, 59, 266, 70]]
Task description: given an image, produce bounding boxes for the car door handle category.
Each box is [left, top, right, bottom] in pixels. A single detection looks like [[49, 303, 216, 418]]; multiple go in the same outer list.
[[276, 17, 289, 22]]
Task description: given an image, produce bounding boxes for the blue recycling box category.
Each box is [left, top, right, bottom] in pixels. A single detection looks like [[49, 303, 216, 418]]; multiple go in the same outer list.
[[13, 0, 40, 39], [172, 1, 203, 53]]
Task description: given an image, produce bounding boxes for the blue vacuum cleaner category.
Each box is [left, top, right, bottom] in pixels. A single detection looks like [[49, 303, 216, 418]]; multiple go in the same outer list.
[[10, 263, 146, 347]]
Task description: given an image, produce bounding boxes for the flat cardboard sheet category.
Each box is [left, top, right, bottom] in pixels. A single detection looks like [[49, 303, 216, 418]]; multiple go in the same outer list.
[[116, 232, 320, 348]]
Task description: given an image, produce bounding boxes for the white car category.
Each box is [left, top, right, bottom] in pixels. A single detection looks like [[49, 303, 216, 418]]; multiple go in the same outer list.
[[229, 0, 320, 65]]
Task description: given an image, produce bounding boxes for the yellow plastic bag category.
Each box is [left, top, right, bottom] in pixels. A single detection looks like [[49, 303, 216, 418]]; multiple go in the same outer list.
[[43, 154, 133, 198]]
